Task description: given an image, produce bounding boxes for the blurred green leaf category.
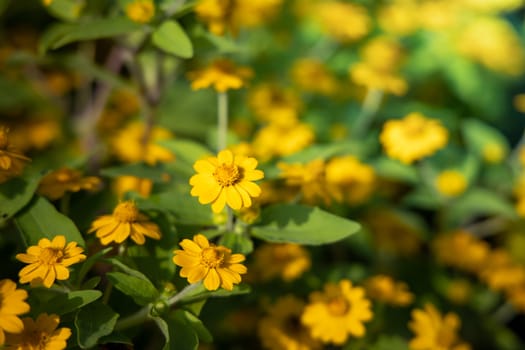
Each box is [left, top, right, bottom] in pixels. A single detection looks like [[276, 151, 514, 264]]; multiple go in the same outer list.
[[370, 335, 409, 350], [372, 156, 419, 184], [100, 162, 169, 183], [107, 272, 160, 306], [166, 310, 200, 350], [153, 20, 193, 58], [251, 204, 361, 245], [47, 0, 83, 21], [153, 316, 171, 350], [462, 118, 509, 161], [48, 290, 102, 315], [75, 301, 119, 349], [159, 139, 212, 165], [0, 174, 41, 226], [76, 247, 113, 286], [14, 196, 85, 247], [218, 232, 253, 255]]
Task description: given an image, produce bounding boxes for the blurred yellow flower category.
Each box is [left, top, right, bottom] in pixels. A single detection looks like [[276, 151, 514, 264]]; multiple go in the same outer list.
[[88, 200, 161, 245], [380, 112, 449, 164], [37, 167, 101, 200], [111, 121, 174, 165], [252, 122, 315, 161], [258, 295, 321, 350], [187, 59, 253, 92], [113, 175, 153, 199], [291, 58, 338, 96], [173, 234, 247, 291], [0, 279, 29, 346], [408, 304, 471, 350], [279, 159, 330, 205], [312, 1, 370, 43], [0, 126, 30, 184], [250, 243, 311, 282], [363, 274, 414, 306], [513, 93, 525, 113], [377, 1, 419, 36], [125, 0, 155, 24], [248, 84, 302, 126], [16, 235, 86, 288], [459, 0, 524, 14], [190, 149, 264, 213], [432, 230, 490, 274], [435, 170, 467, 197], [301, 280, 373, 345], [8, 118, 60, 152], [6, 313, 70, 350], [478, 249, 525, 292]]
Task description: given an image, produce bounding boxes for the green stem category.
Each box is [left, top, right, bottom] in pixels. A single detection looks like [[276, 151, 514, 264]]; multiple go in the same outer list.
[[217, 91, 228, 152], [352, 88, 383, 138]]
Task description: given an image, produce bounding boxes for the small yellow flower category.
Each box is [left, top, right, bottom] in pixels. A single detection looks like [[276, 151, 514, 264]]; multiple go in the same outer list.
[[408, 304, 471, 350], [0, 126, 31, 184], [112, 175, 153, 199], [187, 59, 253, 93], [363, 275, 414, 306], [248, 84, 302, 126], [291, 58, 338, 96], [279, 159, 330, 205], [250, 243, 311, 282], [380, 112, 449, 164], [6, 313, 71, 350], [0, 279, 30, 345], [88, 200, 162, 245], [258, 295, 321, 350], [301, 280, 373, 345], [125, 0, 155, 24], [312, 1, 371, 43], [37, 167, 101, 200], [435, 170, 467, 197], [172, 234, 247, 291], [16, 236, 86, 288], [252, 121, 315, 161], [190, 149, 264, 213]]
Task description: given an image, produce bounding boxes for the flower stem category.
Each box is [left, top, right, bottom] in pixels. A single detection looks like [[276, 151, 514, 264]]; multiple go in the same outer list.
[[167, 282, 202, 305], [217, 91, 228, 152], [352, 88, 383, 138]]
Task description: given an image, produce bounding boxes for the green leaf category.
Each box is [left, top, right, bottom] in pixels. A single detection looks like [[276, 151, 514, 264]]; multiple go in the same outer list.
[[0, 0, 10, 16], [0, 174, 41, 226], [47, 0, 83, 21], [49, 17, 142, 50], [48, 290, 102, 315], [372, 156, 419, 184], [159, 139, 212, 165], [107, 272, 160, 306], [370, 335, 409, 350], [181, 310, 212, 343], [462, 118, 509, 161], [76, 247, 113, 286], [218, 232, 253, 255], [153, 316, 171, 350], [152, 20, 193, 58], [166, 310, 201, 350], [75, 301, 119, 349], [39, 22, 76, 55], [100, 162, 169, 183], [104, 257, 151, 280], [178, 284, 251, 305], [251, 204, 361, 245], [14, 196, 86, 247]]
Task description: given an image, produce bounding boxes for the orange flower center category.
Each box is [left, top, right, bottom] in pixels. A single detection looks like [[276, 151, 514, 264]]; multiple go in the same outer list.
[[214, 164, 241, 187], [327, 296, 350, 316], [113, 201, 140, 222], [40, 247, 64, 265], [56, 170, 74, 182], [201, 247, 226, 268]]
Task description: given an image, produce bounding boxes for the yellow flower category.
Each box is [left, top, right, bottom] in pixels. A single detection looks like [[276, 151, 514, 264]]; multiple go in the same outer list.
[[312, 1, 371, 43], [8, 118, 60, 152], [172, 234, 247, 291], [37, 167, 101, 200], [16, 236, 86, 288], [363, 275, 414, 306], [380, 112, 449, 164], [279, 159, 330, 205], [513, 93, 525, 113], [6, 313, 71, 350], [125, 0, 155, 24], [250, 243, 311, 282], [377, 1, 420, 36], [478, 249, 525, 292], [409, 304, 471, 350], [0, 126, 31, 184], [435, 170, 467, 197], [112, 175, 153, 199], [301, 280, 373, 345], [88, 200, 162, 245], [252, 122, 315, 161], [432, 230, 490, 274], [248, 84, 302, 126], [258, 295, 321, 350], [187, 59, 253, 93], [291, 58, 338, 96], [0, 279, 30, 345], [111, 121, 174, 165], [189, 149, 264, 213]]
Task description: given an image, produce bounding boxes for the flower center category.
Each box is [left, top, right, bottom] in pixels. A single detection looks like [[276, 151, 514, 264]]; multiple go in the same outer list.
[[213, 164, 241, 187], [327, 296, 350, 316], [284, 314, 303, 335], [113, 201, 140, 222], [201, 247, 225, 268], [40, 247, 64, 265]]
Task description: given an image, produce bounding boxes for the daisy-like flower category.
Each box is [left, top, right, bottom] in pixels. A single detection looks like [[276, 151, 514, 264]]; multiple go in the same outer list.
[[380, 112, 449, 164], [190, 149, 264, 213], [6, 313, 71, 350], [301, 279, 373, 345], [187, 59, 253, 93], [435, 170, 467, 197], [363, 274, 414, 306], [88, 200, 162, 245], [258, 295, 321, 350], [0, 126, 31, 184], [0, 279, 30, 345], [408, 304, 471, 350], [16, 236, 86, 288], [172, 233, 247, 291], [37, 167, 101, 200], [250, 243, 311, 282], [125, 0, 155, 24]]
